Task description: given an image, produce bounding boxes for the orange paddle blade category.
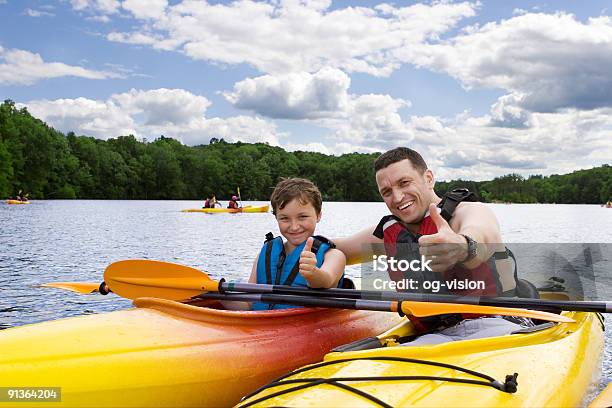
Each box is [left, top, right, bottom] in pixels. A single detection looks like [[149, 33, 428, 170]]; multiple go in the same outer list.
[[39, 282, 101, 294], [104, 259, 218, 300], [398, 301, 574, 323]]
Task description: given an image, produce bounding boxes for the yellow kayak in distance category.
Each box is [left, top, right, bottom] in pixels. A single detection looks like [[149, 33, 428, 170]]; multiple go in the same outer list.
[[181, 204, 269, 213], [6, 200, 30, 204], [238, 311, 604, 408]]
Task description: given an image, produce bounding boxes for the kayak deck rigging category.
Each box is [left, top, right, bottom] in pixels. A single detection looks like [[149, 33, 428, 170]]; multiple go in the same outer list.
[[239, 356, 520, 408]]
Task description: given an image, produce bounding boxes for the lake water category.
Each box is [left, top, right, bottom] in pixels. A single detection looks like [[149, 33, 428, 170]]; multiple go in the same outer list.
[[1, 200, 611, 398]]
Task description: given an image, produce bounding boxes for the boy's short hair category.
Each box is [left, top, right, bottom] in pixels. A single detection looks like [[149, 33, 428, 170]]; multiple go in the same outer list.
[[271, 178, 322, 215], [374, 147, 428, 174]]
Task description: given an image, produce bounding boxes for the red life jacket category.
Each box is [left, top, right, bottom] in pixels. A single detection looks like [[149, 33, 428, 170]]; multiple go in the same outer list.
[[373, 188, 510, 333]]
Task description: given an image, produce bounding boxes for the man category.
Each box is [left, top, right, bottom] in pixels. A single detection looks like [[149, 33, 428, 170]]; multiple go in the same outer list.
[[334, 147, 530, 345]]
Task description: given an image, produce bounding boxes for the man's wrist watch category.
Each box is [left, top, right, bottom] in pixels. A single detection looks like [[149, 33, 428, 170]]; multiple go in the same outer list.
[[460, 234, 477, 264]]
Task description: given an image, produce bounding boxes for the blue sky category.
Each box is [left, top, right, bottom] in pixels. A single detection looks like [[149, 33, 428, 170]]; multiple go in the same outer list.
[[1, 0, 611, 180]]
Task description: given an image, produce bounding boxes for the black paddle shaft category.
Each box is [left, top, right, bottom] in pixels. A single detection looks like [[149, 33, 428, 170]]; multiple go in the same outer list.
[[197, 292, 392, 312], [220, 281, 612, 313]]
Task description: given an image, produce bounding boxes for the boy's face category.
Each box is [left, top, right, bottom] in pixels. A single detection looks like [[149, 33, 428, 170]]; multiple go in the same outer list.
[[375, 159, 434, 225], [275, 198, 321, 247]]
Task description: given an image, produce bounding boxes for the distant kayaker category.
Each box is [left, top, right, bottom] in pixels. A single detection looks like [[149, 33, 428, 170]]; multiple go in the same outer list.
[[248, 178, 347, 310], [16, 190, 28, 202], [227, 195, 241, 209], [334, 147, 533, 345], [203, 194, 220, 209]]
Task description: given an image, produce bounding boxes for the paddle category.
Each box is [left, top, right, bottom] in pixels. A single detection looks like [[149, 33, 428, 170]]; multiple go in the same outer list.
[[237, 186, 242, 208], [39, 282, 102, 294], [104, 259, 612, 314], [193, 292, 572, 322], [102, 260, 574, 323]]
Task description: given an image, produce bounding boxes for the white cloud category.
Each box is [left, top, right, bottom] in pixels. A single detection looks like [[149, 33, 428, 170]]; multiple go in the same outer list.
[[0, 47, 121, 85], [489, 93, 531, 128], [24, 97, 136, 139], [331, 93, 412, 147], [111, 88, 211, 126], [225, 68, 413, 149], [400, 13, 612, 113], [20, 89, 282, 146], [87, 14, 111, 23], [122, 0, 167, 20], [104, 0, 477, 76], [197, 116, 282, 146], [412, 108, 612, 180], [24, 8, 55, 17], [70, 0, 120, 14], [224, 68, 350, 119]]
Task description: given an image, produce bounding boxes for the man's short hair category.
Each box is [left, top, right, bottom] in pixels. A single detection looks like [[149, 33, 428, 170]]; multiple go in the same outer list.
[[374, 147, 428, 173], [270, 177, 322, 215]]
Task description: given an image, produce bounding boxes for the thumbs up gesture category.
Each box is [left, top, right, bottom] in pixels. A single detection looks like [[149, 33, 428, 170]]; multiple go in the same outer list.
[[418, 204, 468, 272], [299, 237, 318, 280]]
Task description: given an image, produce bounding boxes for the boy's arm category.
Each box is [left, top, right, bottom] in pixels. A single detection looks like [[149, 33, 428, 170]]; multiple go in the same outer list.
[[333, 225, 382, 265], [298, 238, 346, 288], [299, 246, 346, 288]]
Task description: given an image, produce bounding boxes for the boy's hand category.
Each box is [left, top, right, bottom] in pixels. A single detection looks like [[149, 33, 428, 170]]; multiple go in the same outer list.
[[299, 237, 318, 280]]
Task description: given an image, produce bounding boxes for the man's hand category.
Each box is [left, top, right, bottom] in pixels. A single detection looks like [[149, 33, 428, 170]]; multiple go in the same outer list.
[[299, 237, 318, 281], [418, 203, 468, 272]]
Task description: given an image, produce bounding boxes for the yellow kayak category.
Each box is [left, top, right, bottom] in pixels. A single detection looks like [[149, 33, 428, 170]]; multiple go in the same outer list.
[[6, 200, 30, 204], [238, 311, 604, 407], [182, 204, 269, 213], [0, 297, 401, 407]]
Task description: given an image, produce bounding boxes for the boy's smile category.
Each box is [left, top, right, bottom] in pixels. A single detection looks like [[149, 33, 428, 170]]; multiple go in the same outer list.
[[275, 198, 321, 251]]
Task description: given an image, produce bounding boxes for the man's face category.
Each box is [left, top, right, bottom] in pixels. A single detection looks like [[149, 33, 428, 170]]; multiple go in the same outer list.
[[375, 159, 434, 224]]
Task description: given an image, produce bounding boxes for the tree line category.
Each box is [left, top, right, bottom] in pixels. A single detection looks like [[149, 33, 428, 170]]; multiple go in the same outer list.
[[0, 100, 610, 203]]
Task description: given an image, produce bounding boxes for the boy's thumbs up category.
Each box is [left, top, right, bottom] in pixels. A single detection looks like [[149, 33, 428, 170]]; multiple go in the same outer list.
[[299, 237, 318, 281], [303, 237, 314, 252]]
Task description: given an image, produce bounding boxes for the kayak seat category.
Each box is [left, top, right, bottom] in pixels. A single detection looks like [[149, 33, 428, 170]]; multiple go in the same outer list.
[[516, 278, 540, 299]]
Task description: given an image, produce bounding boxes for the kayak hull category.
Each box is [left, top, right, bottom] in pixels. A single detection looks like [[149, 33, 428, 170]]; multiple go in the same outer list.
[[182, 204, 269, 213], [6, 200, 30, 204], [0, 297, 401, 407], [238, 311, 604, 407]]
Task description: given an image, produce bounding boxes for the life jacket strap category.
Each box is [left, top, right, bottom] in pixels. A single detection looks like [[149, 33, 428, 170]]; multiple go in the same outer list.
[[281, 236, 333, 287], [263, 232, 275, 285], [438, 188, 477, 221]]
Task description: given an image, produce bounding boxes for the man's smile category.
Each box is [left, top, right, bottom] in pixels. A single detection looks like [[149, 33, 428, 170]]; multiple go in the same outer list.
[[398, 200, 415, 211]]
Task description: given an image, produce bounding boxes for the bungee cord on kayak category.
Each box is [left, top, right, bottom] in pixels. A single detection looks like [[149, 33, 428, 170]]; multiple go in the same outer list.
[[239, 356, 521, 408]]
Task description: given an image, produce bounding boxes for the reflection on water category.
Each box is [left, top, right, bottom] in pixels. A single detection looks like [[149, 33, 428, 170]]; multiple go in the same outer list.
[[1, 201, 611, 392]]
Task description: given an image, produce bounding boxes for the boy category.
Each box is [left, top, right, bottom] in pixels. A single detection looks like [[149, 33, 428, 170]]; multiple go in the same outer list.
[[248, 178, 346, 310]]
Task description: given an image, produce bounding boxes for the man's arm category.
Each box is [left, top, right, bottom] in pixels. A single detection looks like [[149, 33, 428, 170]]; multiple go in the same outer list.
[[451, 201, 504, 268], [333, 226, 383, 265], [451, 202, 501, 245]]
